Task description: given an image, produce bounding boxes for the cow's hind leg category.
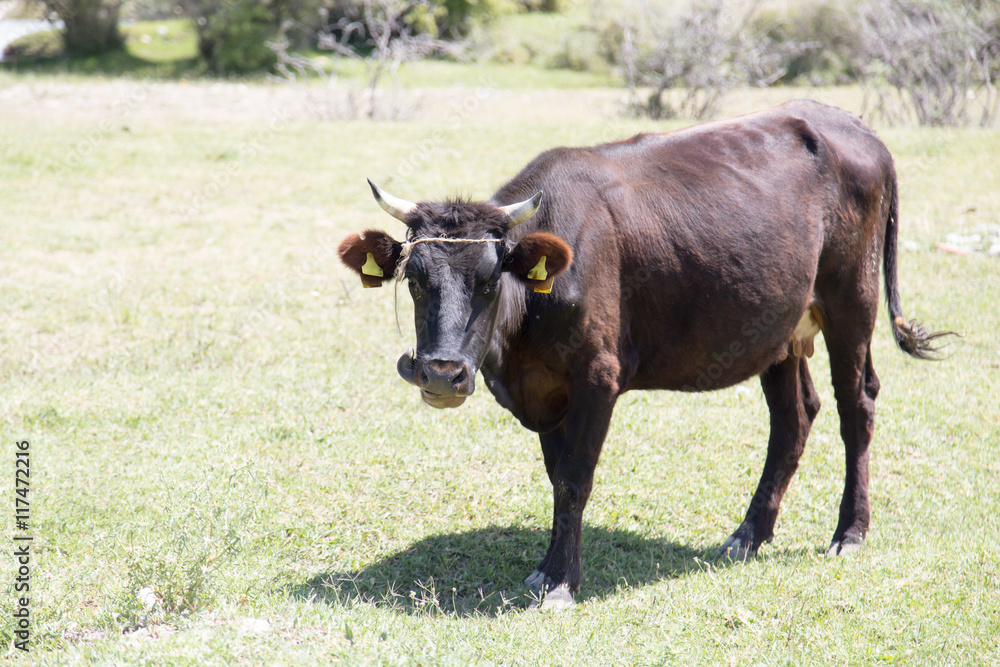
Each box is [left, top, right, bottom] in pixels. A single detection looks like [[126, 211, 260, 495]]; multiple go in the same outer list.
[[721, 355, 821, 560], [826, 340, 880, 556]]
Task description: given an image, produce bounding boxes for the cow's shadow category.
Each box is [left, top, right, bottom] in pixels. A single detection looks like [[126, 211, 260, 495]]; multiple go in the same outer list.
[[288, 524, 755, 617]]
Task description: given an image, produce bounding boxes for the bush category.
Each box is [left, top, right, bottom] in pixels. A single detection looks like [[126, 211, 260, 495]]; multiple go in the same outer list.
[[517, 0, 570, 11], [119, 467, 269, 624], [611, 0, 808, 120], [856, 0, 1000, 126], [182, 0, 278, 74], [441, 0, 519, 35], [599, 0, 999, 125], [750, 1, 865, 85], [320, 0, 516, 43]]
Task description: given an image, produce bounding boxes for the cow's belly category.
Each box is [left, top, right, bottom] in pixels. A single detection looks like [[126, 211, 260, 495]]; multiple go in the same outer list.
[[619, 204, 826, 391], [625, 286, 820, 392]]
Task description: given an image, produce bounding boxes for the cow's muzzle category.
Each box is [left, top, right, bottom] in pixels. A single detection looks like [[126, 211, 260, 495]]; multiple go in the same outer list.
[[397, 349, 474, 409]]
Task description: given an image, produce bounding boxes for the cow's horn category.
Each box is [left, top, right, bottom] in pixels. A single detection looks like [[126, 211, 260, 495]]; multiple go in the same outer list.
[[368, 178, 416, 223], [500, 191, 543, 228]]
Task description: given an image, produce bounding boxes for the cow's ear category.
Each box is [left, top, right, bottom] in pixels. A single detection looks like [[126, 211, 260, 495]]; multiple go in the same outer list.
[[504, 232, 573, 294], [338, 230, 403, 288]]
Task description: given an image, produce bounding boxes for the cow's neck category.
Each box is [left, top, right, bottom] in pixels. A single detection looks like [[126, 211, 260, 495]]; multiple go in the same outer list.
[[481, 277, 518, 369], [480, 279, 533, 421]]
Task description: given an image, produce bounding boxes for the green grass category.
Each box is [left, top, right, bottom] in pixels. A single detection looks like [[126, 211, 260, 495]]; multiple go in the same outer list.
[[0, 81, 998, 664], [327, 56, 616, 89]]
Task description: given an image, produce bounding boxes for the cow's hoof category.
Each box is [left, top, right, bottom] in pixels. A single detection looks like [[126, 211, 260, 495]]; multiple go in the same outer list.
[[719, 535, 756, 562], [524, 569, 546, 590], [826, 538, 864, 557], [529, 583, 575, 611]]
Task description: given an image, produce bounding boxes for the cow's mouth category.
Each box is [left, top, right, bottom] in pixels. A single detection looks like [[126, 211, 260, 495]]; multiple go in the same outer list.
[[420, 390, 467, 409], [398, 349, 472, 409]]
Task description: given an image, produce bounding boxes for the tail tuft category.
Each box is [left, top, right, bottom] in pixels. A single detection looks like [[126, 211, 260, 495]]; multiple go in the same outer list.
[[883, 176, 958, 361], [891, 317, 957, 360]]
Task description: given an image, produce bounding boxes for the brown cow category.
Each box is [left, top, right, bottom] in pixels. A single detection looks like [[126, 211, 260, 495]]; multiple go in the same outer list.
[[339, 100, 951, 608]]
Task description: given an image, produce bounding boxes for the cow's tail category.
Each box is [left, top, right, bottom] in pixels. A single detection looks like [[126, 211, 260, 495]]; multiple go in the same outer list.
[[883, 179, 955, 359]]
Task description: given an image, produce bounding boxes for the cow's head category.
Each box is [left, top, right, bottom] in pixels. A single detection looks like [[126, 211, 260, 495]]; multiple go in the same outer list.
[[338, 179, 572, 408]]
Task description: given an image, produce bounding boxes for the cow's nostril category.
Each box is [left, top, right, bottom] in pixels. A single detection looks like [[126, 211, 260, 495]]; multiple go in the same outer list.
[[419, 360, 473, 396]]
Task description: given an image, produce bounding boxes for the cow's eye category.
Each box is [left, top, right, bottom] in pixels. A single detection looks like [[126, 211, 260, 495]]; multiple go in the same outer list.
[[477, 280, 499, 295], [408, 281, 425, 299]]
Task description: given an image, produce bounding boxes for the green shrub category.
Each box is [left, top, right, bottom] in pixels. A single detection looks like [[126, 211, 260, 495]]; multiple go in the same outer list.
[[321, 0, 517, 43], [190, 0, 277, 73], [441, 0, 519, 35], [750, 1, 865, 85], [517, 0, 570, 11], [119, 467, 269, 624]]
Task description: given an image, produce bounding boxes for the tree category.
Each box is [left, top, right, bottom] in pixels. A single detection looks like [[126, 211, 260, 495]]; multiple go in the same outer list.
[[38, 0, 123, 55]]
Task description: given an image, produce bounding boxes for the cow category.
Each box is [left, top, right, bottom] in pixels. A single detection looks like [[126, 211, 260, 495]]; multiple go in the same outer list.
[[338, 100, 952, 609]]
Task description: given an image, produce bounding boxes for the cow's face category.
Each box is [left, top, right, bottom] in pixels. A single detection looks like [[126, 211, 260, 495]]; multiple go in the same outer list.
[[338, 181, 572, 409]]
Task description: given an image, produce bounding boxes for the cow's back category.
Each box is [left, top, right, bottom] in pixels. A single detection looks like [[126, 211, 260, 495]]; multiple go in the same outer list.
[[489, 100, 889, 397]]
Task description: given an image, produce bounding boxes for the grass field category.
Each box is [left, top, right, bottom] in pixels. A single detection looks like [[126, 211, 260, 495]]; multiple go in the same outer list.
[[1, 73, 999, 664]]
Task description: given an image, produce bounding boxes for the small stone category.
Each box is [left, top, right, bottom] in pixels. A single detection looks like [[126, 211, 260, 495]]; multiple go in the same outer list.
[[137, 587, 158, 611], [239, 617, 271, 634]]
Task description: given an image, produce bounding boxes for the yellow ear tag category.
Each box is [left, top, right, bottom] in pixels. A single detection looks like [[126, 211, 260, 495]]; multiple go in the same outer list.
[[361, 252, 384, 278], [526, 255, 548, 281], [527, 255, 554, 293]]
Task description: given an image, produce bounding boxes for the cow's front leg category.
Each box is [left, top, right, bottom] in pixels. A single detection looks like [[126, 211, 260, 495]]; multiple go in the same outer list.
[[524, 426, 566, 590], [530, 389, 616, 609]]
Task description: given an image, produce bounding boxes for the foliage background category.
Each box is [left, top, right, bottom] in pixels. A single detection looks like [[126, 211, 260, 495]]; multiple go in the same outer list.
[[9, 1, 999, 125]]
